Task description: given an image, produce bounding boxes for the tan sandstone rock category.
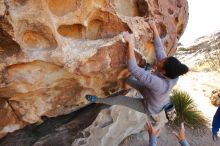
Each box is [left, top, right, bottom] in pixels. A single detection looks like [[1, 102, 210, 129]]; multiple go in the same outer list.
[[210, 90, 220, 106], [0, 0, 188, 138], [72, 105, 148, 146], [71, 91, 149, 146]]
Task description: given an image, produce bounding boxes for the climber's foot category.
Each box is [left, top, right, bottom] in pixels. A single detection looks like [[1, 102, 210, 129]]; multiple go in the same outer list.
[[85, 95, 97, 102]]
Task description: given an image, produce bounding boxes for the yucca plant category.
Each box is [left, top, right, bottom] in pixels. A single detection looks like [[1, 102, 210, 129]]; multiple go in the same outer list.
[[171, 90, 207, 128]]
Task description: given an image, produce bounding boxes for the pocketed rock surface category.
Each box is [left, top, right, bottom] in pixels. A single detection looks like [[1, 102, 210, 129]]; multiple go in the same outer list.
[[0, 0, 188, 138]]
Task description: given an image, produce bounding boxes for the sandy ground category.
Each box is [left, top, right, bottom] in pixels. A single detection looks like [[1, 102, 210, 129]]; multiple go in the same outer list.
[[120, 125, 220, 146]]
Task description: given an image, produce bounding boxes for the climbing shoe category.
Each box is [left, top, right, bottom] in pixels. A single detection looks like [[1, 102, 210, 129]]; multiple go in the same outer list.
[[85, 95, 97, 102]]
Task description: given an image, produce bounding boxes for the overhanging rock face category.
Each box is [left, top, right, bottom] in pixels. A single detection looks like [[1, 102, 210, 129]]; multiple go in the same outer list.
[[0, 0, 188, 138]]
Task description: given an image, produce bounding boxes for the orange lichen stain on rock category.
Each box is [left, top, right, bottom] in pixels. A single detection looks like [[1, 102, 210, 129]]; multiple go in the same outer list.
[[48, 0, 81, 16], [86, 19, 103, 40], [57, 24, 86, 39], [20, 21, 57, 50], [23, 31, 53, 49]]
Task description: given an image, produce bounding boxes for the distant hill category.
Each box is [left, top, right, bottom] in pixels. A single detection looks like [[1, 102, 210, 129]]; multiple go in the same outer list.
[[189, 31, 220, 52], [178, 31, 220, 53], [176, 31, 220, 71]]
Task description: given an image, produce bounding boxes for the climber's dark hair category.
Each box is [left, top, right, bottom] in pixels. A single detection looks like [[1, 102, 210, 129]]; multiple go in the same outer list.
[[163, 56, 189, 79]]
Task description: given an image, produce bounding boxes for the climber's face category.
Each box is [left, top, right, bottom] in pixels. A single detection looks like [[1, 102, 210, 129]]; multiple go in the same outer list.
[[157, 58, 167, 75]]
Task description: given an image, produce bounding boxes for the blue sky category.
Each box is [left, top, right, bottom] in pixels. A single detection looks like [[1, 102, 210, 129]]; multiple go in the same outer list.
[[179, 0, 220, 45]]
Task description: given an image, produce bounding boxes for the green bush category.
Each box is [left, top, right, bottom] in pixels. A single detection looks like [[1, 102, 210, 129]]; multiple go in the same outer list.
[[171, 90, 207, 128]]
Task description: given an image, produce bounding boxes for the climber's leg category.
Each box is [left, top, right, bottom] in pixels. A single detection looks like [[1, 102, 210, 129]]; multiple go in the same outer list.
[[86, 95, 145, 114]]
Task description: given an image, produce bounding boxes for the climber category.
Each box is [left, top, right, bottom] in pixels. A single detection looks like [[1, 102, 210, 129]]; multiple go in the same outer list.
[[85, 20, 189, 124], [212, 106, 220, 141], [146, 122, 190, 146]]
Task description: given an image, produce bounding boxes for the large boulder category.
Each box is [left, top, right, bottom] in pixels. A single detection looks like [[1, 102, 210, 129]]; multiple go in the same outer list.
[[0, 0, 189, 138], [210, 90, 220, 106]]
